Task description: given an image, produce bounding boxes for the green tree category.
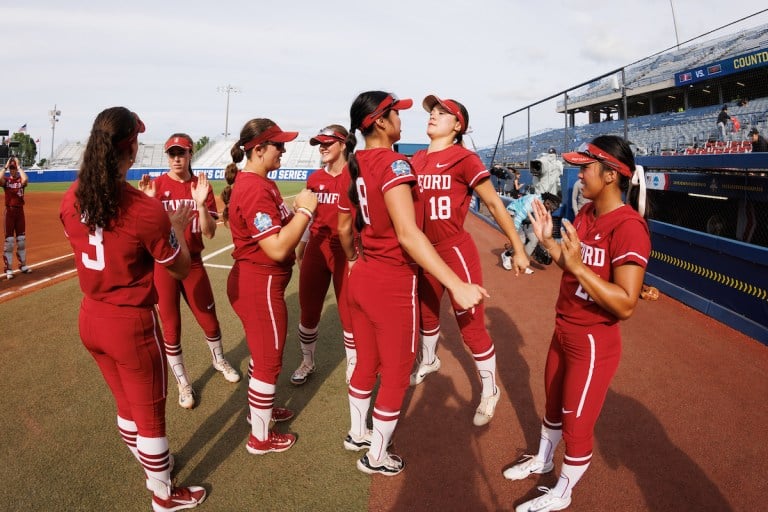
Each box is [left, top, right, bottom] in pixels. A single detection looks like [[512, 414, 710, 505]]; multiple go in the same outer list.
[[195, 136, 210, 154], [10, 133, 37, 167]]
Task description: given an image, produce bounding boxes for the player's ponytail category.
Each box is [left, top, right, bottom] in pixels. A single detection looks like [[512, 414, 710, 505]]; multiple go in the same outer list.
[[347, 91, 391, 232], [221, 118, 277, 223], [591, 135, 653, 219], [221, 141, 243, 224], [78, 106, 139, 229], [452, 99, 469, 146]]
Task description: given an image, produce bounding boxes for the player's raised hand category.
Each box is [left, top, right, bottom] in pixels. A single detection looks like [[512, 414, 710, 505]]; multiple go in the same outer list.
[[138, 174, 156, 197], [191, 172, 211, 207], [559, 219, 584, 273], [169, 202, 194, 233], [528, 198, 553, 242]]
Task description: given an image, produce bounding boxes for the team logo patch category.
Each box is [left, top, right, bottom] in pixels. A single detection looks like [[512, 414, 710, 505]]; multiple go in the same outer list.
[[253, 212, 274, 233], [169, 227, 180, 250], [390, 160, 412, 177]]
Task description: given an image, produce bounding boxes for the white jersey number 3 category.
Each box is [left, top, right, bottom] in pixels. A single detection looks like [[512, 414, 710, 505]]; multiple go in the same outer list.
[[82, 227, 105, 271]]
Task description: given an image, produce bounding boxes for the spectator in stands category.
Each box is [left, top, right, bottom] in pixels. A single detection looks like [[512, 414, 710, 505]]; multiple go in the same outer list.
[[508, 168, 522, 199], [748, 128, 768, 152], [716, 105, 730, 141], [737, 97, 749, 107], [2, 156, 31, 279]]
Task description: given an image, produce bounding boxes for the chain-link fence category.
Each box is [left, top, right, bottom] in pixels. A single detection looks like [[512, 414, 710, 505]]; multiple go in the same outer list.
[[478, 34, 768, 248]]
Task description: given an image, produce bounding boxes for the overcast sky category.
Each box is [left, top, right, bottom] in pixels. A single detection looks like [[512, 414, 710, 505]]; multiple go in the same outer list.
[[3, 1, 767, 159]]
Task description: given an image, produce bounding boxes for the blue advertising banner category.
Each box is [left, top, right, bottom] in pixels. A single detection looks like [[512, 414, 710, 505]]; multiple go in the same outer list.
[[675, 47, 768, 86], [24, 167, 319, 183]]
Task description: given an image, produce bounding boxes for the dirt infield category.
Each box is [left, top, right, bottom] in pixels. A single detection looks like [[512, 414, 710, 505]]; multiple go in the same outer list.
[[0, 191, 74, 303], [2, 192, 766, 511]]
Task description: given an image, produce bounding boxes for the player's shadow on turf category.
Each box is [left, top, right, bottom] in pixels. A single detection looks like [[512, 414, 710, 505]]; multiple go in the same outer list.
[[393, 372, 499, 511], [596, 389, 732, 511], [428, 301, 541, 451], [175, 333, 252, 483], [278, 294, 348, 418]]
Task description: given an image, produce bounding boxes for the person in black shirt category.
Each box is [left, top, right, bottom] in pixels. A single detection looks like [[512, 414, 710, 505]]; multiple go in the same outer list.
[[716, 105, 730, 141], [748, 128, 768, 152]]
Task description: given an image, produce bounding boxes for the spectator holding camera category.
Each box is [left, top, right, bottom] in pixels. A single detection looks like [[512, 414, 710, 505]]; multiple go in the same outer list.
[[2, 156, 31, 279]]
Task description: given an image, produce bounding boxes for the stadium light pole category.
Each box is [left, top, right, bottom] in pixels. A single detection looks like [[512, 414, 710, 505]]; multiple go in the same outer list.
[[669, 0, 681, 49], [217, 85, 241, 139], [49, 105, 61, 167]]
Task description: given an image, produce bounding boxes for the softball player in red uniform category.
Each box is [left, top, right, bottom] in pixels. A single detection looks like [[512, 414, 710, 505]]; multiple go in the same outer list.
[[60, 107, 206, 512], [338, 91, 488, 476], [410, 95, 529, 426], [505, 136, 651, 512], [2, 156, 32, 279], [291, 125, 356, 385], [222, 118, 317, 455], [139, 134, 240, 410]]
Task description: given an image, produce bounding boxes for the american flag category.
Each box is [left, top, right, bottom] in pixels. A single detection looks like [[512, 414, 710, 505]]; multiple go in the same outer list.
[[17, 124, 27, 133]]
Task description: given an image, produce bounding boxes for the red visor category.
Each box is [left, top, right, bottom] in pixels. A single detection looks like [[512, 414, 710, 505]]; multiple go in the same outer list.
[[116, 112, 146, 151], [359, 94, 413, 131], [562, 142, 632, 177], [164, 136, 193, 152], [242, 124, 299, 151], [422, 95, 467, 133], [310, 128, 346, 146]]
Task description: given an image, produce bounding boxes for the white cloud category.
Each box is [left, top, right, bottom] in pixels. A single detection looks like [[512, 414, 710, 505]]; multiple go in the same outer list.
[[2, 1, 767, 154]]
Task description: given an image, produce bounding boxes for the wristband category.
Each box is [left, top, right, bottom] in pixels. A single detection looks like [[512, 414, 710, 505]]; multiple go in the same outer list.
[[295, 207, 314, 220]]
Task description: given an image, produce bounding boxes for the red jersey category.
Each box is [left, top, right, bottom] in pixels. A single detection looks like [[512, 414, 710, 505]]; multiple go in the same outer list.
[[3, 174, 26, 207], [411, 145, 489, 244], [153, 173, 218, 255], [60, 181, 182, 308], [228, 171, 295, 269], [306, 167, 345, 239], [353, 148, 419, 266], [556, 203, 651, 326]]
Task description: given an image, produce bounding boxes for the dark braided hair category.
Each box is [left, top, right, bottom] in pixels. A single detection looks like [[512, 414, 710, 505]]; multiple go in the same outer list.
[[345, 91, 391, 232], [77, 107, 139, 229], [590, 135, 652, 218]]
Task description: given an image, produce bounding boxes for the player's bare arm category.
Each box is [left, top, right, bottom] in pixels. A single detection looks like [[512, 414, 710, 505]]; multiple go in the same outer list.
[[560, 216, 644, 319], [474, 178, 529, 275], [259, 188, 317, 262], [337, 210, 357, 270], [192, 172, 216, 239], [385, 184, 488, 310], [166, 202, 193, 280]]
